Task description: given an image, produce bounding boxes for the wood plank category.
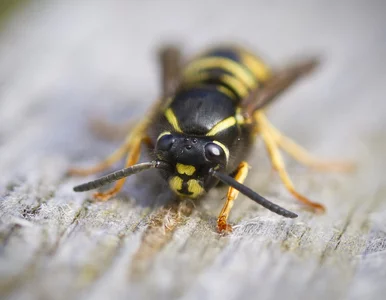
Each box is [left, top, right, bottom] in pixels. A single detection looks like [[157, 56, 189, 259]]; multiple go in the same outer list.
[[0, 1, 385, 300]]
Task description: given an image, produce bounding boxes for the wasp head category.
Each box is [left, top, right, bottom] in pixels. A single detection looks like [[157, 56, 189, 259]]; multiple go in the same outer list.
[[155, 132, 228, 198]]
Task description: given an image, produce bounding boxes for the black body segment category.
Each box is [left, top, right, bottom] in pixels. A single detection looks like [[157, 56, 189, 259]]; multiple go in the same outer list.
[[170, 86, 236, 135], [205, 48, 242, 61]]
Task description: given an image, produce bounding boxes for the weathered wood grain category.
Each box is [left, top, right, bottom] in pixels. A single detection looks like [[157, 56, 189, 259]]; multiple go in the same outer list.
[[0, 1, 385, 300]]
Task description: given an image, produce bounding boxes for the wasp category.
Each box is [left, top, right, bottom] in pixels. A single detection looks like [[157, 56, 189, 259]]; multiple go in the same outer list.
[[70, 45, 350, 233]]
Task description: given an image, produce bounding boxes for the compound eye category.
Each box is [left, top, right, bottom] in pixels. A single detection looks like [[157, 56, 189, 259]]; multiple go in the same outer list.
[[205, 143, 226, 163], [156, 134, 175, 152]]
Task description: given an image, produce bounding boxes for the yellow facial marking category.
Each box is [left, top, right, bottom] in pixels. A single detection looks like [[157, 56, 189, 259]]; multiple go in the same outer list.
[[176, 163, 196, 176], [165, 108, 182, 133], [157, 131, 172, 141], [213, 140, 230, 162], [240, 51, 271, 81], [206, 116, 236, 136], [169, 176, 183, 193], [184, 57, 256, 89], [187, 179, 205, 198]]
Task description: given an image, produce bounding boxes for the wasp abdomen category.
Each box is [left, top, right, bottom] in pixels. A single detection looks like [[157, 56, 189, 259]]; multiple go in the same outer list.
[[181, 46, 271, 101]]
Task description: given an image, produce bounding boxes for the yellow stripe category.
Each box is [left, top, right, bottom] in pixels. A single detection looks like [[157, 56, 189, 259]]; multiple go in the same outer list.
[[187, 179, 205, 198], [182, 72, 211, 85], [206, 116, 236, 136], [182, 72, 242, 99], [213, 140, 230, 162], [169, 176, 183, 193], [184, 57, 257, 89], [240, 51, 271, 81], [176, 163, 196, 176], [157, 131, 171, 141], [219, 74, 250, 98], [164, 108, 182, 133], [215, 85, 237, 99]]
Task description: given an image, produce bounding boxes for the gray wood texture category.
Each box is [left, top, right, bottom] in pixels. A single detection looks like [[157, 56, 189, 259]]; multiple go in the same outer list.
[[1, 1, 385, 299]]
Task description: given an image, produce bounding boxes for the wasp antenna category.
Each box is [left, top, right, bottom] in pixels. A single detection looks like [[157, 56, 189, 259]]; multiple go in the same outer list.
[[73, 161, 170, 192], [209, 169, 298, 218]]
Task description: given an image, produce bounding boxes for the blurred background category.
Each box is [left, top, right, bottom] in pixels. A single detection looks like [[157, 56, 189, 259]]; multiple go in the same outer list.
[[0, 0, 385, 171], [0, 1, 385, 300]]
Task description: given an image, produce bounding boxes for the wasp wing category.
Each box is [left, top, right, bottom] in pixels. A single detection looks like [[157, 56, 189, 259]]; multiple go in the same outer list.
[[242, 57, 321, 116], [159, 45, 183, 98]]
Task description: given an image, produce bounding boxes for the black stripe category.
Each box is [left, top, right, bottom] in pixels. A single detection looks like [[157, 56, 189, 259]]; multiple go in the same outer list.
[[205, 48, 241, 62]]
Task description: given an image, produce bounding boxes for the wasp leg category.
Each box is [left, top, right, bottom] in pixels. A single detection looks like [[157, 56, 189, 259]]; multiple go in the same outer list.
[[92, 136, 144, 201], [263, 117, 354, 172], [68, 110, 154, 177], [68, 45, 181, 177], [256, 113, 354, 172], [255, 111, 325, 213], [68, 133, 134, 176], [217, 161, 249, 233]]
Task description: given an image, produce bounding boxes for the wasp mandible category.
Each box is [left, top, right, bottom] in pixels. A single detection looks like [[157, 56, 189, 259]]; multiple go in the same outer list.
[[70, 45, 350, 233]]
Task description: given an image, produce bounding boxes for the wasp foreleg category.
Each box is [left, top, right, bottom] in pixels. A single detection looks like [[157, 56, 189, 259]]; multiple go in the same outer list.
[[68, 132, 134, 177], [92, 136, 145, 201], [217, 161, 249, 233]]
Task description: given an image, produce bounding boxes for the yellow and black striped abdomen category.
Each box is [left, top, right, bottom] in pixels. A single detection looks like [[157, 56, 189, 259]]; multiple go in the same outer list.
[[181, 46, 271, 101]]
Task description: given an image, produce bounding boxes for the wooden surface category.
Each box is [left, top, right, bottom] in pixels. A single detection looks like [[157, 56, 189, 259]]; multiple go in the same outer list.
[[1, 1, 385, 300]]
